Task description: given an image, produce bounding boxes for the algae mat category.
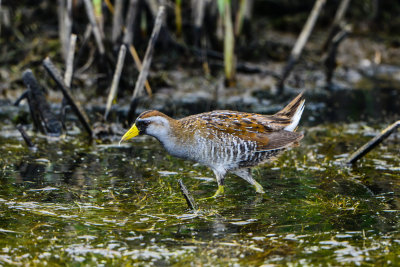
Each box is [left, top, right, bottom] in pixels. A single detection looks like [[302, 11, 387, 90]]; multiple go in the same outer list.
[[0, 123, 399, 265]]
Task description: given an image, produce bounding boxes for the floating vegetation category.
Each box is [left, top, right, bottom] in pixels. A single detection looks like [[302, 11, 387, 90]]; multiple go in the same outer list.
[[0, 122, 398, 265]]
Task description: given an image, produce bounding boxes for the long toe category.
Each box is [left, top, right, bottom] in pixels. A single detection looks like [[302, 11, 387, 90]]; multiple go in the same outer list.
[[212, 185, 225, 198], [254, 182, 265, 194], [200, 185, 225, 200]]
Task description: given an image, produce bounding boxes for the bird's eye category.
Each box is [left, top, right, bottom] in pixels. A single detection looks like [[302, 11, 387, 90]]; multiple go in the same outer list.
[[136, 120, 150, 130]]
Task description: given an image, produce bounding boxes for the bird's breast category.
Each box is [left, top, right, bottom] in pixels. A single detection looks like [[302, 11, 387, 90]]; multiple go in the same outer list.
[[157, 128, 278, 170], [189, 131, 258, 169]]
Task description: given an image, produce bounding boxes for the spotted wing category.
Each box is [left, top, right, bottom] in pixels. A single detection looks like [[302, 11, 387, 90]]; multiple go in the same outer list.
[[182, 111, 303, 151]]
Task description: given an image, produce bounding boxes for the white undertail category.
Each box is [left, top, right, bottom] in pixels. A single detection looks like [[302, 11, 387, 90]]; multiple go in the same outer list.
[[284, 99, 305, 132]]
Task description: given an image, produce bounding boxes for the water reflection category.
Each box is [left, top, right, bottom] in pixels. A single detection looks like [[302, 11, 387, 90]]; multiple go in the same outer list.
[[0, 122, 399, 265], [17, 161, 47, 184]]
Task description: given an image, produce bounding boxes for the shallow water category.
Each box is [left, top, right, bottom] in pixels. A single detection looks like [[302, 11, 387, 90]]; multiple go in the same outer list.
[[0, 122, 399, 266]]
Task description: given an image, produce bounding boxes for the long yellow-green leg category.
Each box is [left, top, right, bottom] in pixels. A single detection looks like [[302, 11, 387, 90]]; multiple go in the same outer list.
[[233, 168, 265, 194], [199, 185, 225, 200], [212, 185, 225, 198], [253, 181, 265, 194], [200, 169, 226, 200]]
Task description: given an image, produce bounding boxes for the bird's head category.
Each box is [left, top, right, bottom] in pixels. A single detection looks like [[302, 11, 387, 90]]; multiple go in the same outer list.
[[120, 110, 172, 143]]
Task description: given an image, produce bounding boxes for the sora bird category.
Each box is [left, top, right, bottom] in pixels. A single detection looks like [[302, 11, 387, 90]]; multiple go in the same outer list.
[[120, 92, 305, 197]]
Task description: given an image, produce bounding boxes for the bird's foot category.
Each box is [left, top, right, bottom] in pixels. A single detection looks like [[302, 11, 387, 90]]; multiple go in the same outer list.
[[200, 185, 225, 200], [254, 182, 265, 194], [212, 185, 225, 197]]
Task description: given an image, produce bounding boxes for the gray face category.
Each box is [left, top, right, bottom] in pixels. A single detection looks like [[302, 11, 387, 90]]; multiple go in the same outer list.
[[135, 116, 171, 138]]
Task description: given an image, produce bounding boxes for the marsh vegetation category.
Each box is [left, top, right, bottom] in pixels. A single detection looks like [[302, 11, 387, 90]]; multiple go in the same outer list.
[[0, 0, 399, 265]]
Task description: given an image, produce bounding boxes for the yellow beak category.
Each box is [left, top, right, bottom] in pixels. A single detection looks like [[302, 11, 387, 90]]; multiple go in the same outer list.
[[120, 124, 140, 144]]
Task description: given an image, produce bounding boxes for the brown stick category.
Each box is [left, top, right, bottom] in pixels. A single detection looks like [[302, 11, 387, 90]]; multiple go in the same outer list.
[[75, 24, 94, 75], [235, 0, 253, 36], [64, 0, 73, 58], [64, 33, 77, 87], [278, 0, 326, 92], [321, 0, 351, 52], [82, 0, 105, 55], [22, 69, 63, 136], [16, 124, 36, 149], [20, 71, 44, 134], [112, 0, 123, 44], [104, 0, 114, 13], [346, 120, 400, 164], [128, 6, 165, 120], [192, 0, 206, 46], [57, 0, 67, 60], [145, 0, 159, 17], [104, 44, 127, 120], [123, 0, 139, 46], [61, 33, 77, 125], [43, 57, 93, 137], [323, 26, 350, 85], [128, 45, 152, 96], [178, 179, 197, 211]]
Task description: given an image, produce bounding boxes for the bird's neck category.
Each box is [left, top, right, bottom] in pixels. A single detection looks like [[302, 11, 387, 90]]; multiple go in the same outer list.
[[154, 120, 193, 159]]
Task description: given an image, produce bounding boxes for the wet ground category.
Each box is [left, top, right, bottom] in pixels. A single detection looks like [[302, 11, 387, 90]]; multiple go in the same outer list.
[[0, 115, 399, 265]]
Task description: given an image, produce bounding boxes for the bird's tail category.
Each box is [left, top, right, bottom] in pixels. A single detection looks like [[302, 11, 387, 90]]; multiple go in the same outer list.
[[274, 92, 305, 132]]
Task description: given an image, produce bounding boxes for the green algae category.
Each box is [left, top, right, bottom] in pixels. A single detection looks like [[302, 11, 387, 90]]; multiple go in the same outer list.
[[0, 123, 399, 266]]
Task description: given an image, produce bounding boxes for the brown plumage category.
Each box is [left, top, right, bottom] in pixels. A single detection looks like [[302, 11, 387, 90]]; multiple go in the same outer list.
[[121, 92, 305, 197]]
